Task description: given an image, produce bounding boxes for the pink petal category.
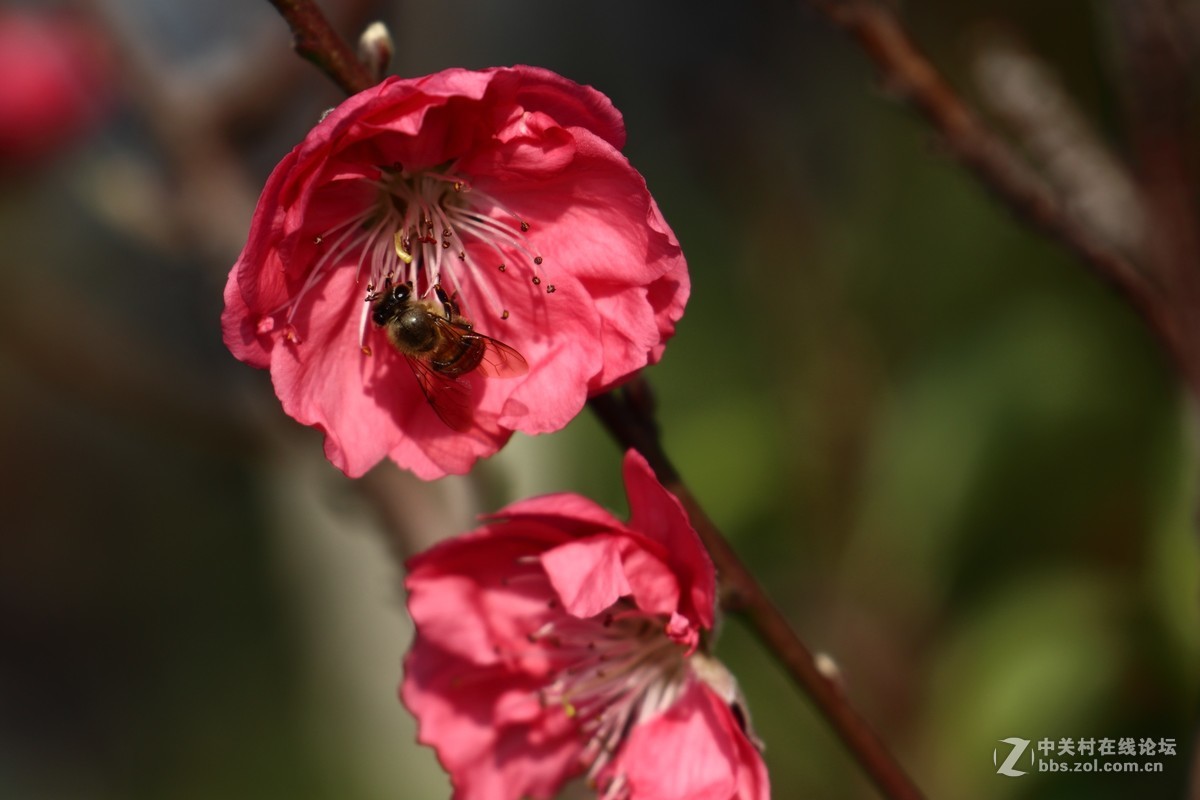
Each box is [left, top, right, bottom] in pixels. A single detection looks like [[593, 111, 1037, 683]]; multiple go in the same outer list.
[[618, 680, 740, 800], [539, 535, 632, 618], [623, 450, 716, 629], [491, 492, 623, 533], [405, 523, 569, 666], [506, 65, 626, 150], [540, 533, 684, 620], [401, 642, 584, 800]]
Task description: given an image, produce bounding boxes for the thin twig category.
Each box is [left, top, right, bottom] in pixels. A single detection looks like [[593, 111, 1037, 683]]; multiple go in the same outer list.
[[589, 381, 925, 800], [266, 0, 375, 95], [807, 0, 1192, 392], [1112, 0, 1200, 396], [1111, 2, 1200, 790]]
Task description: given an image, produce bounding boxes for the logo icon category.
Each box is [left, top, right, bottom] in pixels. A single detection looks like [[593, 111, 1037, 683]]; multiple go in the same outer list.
[[994, 737, 1033, 777]]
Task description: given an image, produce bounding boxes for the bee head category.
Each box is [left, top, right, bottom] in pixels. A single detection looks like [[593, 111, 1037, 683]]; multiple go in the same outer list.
[[370, 280, 413, 326]]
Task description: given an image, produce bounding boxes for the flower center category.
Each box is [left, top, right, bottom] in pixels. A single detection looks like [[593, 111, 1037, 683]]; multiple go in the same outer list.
[[529, 600, 689, 799], [283, 164, 553, 346]]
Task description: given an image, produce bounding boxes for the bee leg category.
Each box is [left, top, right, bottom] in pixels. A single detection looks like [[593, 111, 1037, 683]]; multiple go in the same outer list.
[[433, 283, 458, 320]]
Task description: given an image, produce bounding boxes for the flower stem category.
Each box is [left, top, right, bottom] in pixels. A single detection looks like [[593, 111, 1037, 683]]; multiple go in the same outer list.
[[589, 380, 925, 800], [265, 0, 374, 95]]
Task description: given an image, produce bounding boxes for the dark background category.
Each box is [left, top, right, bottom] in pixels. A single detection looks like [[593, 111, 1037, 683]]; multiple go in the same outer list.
[[1, 1, 1196, 798]]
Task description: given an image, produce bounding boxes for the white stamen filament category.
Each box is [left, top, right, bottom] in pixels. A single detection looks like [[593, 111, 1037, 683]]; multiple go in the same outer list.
[[270, 164, 548, 344], [528, 601, 689, 799]]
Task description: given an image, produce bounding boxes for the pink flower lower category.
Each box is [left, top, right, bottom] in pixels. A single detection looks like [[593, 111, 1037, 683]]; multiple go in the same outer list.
[[401, 451, 769, 800]]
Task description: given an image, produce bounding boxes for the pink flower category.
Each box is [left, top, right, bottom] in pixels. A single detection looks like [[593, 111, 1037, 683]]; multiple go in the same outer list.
[[0, 9, 114, 168], [401, 450, 769, 800], [222, 67, 688, 478]]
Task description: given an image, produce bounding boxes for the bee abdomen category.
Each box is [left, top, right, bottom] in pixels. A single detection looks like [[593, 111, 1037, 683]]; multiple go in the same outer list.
[[430, 338, 485, 376]]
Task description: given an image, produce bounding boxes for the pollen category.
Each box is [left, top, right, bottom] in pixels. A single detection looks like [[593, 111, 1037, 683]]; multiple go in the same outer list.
[[393, 230, 413, 264]]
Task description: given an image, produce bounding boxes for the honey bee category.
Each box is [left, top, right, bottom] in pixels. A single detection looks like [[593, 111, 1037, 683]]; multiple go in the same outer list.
[[367, 280, 528, 430]]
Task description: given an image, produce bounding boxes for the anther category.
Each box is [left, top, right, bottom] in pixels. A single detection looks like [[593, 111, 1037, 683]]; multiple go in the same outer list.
[[498, 264, 506, 272], [520, 221, 530, 232], [547, 284, 556, 294], [313, 235, 323, 244], [361, 345, 372, 356], [532, 277, 541, 286], [501, 310, 510, 320], [393, 231, 413, 264], [534, 256, 544, 265]]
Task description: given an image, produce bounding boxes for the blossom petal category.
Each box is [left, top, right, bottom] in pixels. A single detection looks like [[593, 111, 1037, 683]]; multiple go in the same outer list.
[[624, 450, 716, 629], [405, 523, 568, 666], [540, 533, 684, 620], [491, 492, 623, 534], [401, 642, 583, 800], [618, 679, 758, 800], [539, 535, 632, 618]]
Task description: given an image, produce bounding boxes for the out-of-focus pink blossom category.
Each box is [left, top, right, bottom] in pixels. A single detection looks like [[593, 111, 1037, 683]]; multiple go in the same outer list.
[[0, 9, 113, 167], [401, 450, 769, 800], [222, 67, 688, 478]]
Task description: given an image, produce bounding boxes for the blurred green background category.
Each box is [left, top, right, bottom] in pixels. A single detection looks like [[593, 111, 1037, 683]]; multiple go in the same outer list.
[[1, 0, 1196, 798]]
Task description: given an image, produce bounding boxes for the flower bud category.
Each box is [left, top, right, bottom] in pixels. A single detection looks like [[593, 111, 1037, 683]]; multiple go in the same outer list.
[[356, 21, 393, 82]]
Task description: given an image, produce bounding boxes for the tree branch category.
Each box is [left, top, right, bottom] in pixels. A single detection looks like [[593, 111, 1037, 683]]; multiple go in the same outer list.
[[265, 0, 374, 96], [807, 0, 1192, 392]]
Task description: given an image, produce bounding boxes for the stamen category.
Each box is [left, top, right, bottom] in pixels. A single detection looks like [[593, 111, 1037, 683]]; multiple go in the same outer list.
[[523, 602, 689, 798], [267, 205, 375, 321], [277, 165, 553, 345], [393, 230, 413, 264]]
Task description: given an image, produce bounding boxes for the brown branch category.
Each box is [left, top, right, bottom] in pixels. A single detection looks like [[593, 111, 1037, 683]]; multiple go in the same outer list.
[[266, 0, 375, 96], [589, 380, 925, 800], [807, 0, 1194, 394], [970, 32, 1147, 259], [1111, 0, 1200, 395]]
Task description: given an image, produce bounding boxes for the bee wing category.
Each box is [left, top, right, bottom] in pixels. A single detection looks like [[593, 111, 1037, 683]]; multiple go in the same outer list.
[[474, 334, 529, 379], [405, 356, 474, 432], [428, 317, 528, 379]]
